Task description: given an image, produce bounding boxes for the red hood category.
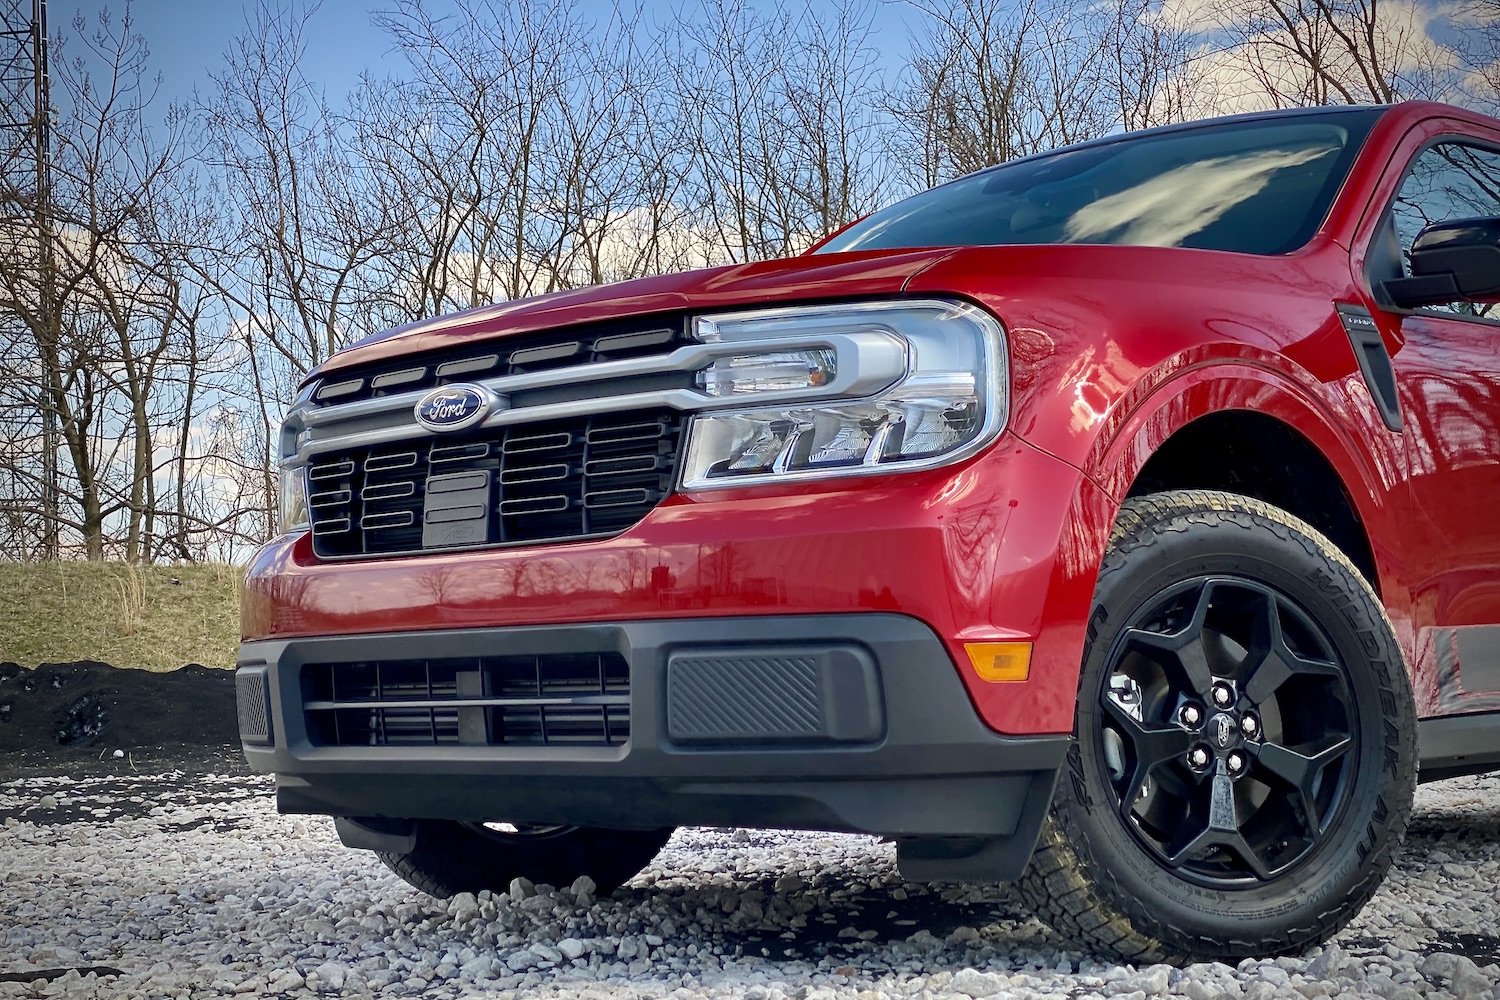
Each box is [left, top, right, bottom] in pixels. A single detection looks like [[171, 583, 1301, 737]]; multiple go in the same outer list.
[[310, 247, 959, 381]]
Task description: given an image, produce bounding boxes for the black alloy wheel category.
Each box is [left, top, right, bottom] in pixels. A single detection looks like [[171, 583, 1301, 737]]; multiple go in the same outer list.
[[1019, 490, 1416, 961], [1096, 576, 1355, 887]]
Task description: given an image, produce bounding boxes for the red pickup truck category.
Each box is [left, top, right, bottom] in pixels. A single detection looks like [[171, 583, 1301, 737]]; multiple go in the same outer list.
[[237, 101, 1500, 960]]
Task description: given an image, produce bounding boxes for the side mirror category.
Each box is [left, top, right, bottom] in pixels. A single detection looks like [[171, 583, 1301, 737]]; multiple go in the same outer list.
[[1380, 216, 1500, 309]]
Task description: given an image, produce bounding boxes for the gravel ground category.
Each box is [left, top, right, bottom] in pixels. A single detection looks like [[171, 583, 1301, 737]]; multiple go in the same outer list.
[[1, 766, 1498, 1000]]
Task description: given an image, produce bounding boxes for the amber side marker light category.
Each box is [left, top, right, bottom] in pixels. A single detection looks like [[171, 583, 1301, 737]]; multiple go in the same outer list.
[[965, 641, 1032, 682]]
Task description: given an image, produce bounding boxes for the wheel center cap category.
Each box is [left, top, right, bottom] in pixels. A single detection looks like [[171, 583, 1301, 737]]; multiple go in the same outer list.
[[1209, 712, 1238, 750]]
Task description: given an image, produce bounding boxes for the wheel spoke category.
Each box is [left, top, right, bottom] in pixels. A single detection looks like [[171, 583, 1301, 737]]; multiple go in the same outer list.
[[1121, 581, 1218, 697], [1163, 815, 1214, 868], [1163, 765, 1272, 880], [1252, 737, 1352, 838], [1242, 594, 1341, 705], [1101, 696, 1194, 814], [1216, 829, 1273, 881]]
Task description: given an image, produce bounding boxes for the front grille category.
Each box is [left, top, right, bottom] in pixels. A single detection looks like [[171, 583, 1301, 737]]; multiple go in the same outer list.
[[312, 318, 692, 406], [308, 409, 680, 559], [303, 653, 630, 748]]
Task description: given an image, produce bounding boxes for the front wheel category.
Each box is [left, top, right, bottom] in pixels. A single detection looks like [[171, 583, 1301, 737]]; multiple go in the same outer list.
[[1019, 490, 1415, 961], [379, 820, 674, 899]]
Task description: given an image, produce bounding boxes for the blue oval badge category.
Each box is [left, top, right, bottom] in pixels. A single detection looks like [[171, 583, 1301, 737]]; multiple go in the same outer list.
[[414, 384, 490, 432]]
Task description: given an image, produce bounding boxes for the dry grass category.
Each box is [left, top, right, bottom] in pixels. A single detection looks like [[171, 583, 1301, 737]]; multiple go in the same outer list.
[[0, 562, 241, 672]]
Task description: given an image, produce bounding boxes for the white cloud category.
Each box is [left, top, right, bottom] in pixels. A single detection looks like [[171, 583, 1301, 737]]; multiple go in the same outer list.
[[1147, 0, 1468, 118]]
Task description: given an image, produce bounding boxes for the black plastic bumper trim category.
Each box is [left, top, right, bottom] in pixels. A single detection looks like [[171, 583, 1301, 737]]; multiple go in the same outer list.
[[335, 816, 418, 853], [1418, 711, 1500, 782], [238, 614, 1068, 843]]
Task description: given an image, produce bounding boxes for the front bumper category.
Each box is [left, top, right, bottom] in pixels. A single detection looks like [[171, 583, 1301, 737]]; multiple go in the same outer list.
[[238, 614, 1067, 880], [242, 433, 1099, 737]]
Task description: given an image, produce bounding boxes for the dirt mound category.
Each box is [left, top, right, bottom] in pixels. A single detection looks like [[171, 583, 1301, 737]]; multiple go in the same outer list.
[[0, 661, 238, 756]]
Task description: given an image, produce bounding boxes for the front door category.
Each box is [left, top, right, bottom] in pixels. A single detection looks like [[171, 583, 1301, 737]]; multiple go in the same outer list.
[[1364, 135, 1500, 714]]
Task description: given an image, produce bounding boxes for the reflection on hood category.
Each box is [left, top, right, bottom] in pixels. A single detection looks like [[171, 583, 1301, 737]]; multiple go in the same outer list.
[[1064, 146, 1336, 248]]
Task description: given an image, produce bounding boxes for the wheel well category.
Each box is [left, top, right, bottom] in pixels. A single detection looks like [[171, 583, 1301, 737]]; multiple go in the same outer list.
[[1127, 411, 1380, 593]]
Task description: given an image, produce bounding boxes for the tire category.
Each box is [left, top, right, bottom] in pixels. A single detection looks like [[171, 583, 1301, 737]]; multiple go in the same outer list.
[[1018, 489, 1416, 961], [378, 821, 674, 899]]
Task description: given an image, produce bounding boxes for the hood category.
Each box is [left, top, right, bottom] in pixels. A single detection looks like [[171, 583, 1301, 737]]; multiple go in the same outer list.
[[310, 247, 959, 381]]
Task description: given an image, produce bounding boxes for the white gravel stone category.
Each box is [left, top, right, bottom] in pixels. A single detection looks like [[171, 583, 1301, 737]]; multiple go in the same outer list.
[[1109, 965, 1173, 996], [950, 967, 1013, 997], [447, 890, 479, 924], [312, 960, 347, 990], [1241, 983, 1278, 1000], [1180, 980, 1221, 1000], [458, 953, 495, 979], [1448, 955, 1492, 996], [266, 969, 303, 991], [2, 769, 1499, 1000]]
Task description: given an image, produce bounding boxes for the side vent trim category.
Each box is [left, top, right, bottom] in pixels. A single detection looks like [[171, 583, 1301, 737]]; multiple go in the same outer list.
[[1336, 304, 1402, 433]]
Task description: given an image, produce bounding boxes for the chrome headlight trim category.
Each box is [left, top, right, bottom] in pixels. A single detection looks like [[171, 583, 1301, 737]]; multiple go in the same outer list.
[[678, 299, 1009, 490]]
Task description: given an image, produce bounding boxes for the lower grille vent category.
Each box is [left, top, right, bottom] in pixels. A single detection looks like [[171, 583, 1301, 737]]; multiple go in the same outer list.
[[303, 654, 630, 748]]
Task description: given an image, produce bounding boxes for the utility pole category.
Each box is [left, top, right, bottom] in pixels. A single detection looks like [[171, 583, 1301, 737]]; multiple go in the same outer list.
[[0, 0, 58, 560]]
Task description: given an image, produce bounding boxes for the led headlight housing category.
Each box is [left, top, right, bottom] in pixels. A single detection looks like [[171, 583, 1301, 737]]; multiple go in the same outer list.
[[279, 466, 310, 533], [276, 380, 320, 534], [680, 300, 1007, 489]]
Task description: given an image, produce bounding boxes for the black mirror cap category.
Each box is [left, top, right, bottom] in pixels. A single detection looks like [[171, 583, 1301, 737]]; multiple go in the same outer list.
[[1380, 216, 1500, 309]]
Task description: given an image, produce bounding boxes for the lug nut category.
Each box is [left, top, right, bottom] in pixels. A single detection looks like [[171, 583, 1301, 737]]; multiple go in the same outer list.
[[1227, 750, 1246, 774], [1241, 714, 1259, 738], [1212, 683, 1235, 708], [1180, 704, 1203, 727], [1188, 746, 1211, 769]]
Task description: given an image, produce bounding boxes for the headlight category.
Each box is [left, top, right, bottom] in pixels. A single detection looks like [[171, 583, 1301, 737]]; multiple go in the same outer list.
[[680, 300, 1006, 488], [279, 466, 309, 533]]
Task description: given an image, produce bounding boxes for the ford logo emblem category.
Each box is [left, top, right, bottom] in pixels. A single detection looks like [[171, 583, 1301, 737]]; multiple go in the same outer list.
[[414, 384, 491, 432]]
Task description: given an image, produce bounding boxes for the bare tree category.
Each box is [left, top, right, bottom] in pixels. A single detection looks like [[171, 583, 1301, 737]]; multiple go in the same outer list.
[[891, 0, 1120, 186], [660, 0, 893, 258], [776, 0, 892, 239], [0, 4, 201, 560], [361, 0, 596, 310], [199, 1, 385, 533], [203, 1, 372, 371], [1220, 0, 1456, 107], [1107, 0, 1206, 130], [661, 0, 791, 261], [1452, 0, 1500, 115]]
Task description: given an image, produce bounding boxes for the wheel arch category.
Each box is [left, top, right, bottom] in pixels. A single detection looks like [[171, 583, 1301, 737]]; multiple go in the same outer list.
[[1010, 366, 1412, 736], [1079, 363, 1400, 603], [1124, 410, 1379, 594], [965, 363, 1408, 737]]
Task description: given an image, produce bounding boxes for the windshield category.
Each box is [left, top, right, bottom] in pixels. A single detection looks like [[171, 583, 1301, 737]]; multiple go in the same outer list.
[[818, 110, 1383, 257]]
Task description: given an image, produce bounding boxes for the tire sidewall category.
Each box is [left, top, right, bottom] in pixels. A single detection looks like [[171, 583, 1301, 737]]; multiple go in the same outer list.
[[1062, 500, 1414, 943]]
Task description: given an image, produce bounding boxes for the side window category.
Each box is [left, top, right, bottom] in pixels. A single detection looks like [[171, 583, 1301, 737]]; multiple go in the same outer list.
[[1390, 142, 1500, 318]]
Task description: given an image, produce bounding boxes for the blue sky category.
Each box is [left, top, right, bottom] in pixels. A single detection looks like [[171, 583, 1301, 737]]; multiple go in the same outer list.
[[61, 1, 403, 104], [58, 1, 921, 109]]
